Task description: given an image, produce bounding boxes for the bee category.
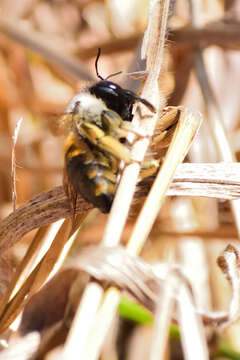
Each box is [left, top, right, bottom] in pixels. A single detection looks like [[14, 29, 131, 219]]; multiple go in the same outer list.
[[63, 49, 156, 214]]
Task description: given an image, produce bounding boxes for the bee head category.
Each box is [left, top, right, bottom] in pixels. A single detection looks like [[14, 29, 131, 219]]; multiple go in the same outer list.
[[89, 49, 156, 122]]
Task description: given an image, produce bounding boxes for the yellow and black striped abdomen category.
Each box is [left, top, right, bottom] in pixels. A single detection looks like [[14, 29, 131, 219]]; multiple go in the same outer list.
[[64, 133, 117, 213]]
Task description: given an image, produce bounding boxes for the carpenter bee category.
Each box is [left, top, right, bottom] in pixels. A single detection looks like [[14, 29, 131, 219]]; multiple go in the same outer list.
[[63, 49, 156, 214]]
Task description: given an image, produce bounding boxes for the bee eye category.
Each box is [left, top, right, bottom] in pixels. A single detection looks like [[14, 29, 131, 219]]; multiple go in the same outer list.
[[108, 83, 117, 90]]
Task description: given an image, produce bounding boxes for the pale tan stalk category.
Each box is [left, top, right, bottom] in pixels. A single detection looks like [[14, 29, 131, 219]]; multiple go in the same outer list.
[[102, 0, 169, 246]]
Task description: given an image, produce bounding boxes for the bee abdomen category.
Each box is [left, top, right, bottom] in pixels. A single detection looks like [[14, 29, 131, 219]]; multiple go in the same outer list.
[[65, 135, 117, 213]]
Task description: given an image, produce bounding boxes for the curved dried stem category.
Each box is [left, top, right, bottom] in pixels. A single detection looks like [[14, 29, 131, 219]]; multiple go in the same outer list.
[[1, 162, 240, 255], [0, 186, 92, 254]]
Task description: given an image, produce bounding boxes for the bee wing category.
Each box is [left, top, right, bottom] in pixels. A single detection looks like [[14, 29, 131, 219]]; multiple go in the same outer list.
[[58, 112, 75, 135]]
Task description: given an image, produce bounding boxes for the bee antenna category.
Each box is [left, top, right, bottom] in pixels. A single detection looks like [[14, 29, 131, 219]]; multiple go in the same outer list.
[[105, 71, 122, 80], [95, 48, 104, 80], [95, 48, 122, 81]]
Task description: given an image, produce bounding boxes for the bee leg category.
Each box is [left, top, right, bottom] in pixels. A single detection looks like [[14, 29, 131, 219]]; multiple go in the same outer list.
[[80, 121, 132, 163], [101, 110, 122, 135], [140, 158, 159, 179], [153, 106, 181, 149], [101, 110, 142, 140], [101, 111, 161, 177]]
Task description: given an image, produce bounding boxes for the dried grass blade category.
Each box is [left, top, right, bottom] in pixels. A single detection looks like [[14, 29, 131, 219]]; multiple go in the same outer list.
[[150, 273, 178, 360], [0, 262, 40, 333], [82, 288, 120, 360], [11, 117, 22, 212], [174, 162, 240, 184], [63, 282, 104, 360], [30, 214, 87, 294], [177, 284, 209, 360], [169, 181, 240, 200], [73, 245, 158, 305], [0, 225, 50, 318]]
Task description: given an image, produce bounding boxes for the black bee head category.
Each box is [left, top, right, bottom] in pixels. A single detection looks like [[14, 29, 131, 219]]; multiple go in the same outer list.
[[89, 80, 155, 122], [90, 48, 156, 121]]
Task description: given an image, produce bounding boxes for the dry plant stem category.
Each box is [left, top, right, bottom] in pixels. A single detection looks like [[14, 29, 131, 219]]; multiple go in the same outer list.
[[11, 117, 22, 212], [29, 218, 72, 294], [80, 288, 121, 360], [102, 0, 169, 247], [190, 0, 240, 237], [9, 220, 65, 301], [172, 22, 240, 51], [77, 21, 240, 60], [63, 1, 171, 358], [0, 261, 40, 333], [127, 109, 201, 255], [177, 284, 209, 360], [28, 214, 87, 294], [154, 228, 239, 240], [150, 273, 178, 360], [63, 282, 104, 360]]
